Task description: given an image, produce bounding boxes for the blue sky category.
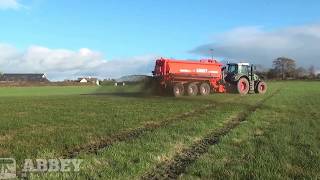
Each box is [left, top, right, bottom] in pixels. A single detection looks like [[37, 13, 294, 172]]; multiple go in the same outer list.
[[0, 0, 320, 79]]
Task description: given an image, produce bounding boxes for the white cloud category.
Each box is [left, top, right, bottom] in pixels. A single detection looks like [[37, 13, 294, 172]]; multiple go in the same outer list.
[[0, 0, 23, 10], [191, 24, 320, 69], [0, 44, 157, 80]]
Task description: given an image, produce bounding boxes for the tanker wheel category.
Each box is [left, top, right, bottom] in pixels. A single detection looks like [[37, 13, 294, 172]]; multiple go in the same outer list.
[[255, 81, 267, 94], [173, 83, 185, 97], [187, 83, 199, 96], [199, 83, 211, 96], [237, 78, 250, 95]]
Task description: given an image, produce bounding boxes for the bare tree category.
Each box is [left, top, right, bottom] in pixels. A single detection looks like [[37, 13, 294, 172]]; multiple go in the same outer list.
[[254, 64, 268, 79], [295, 67, 307, 79], [273, 57, 296, 80], [308, 65, 316, 79]]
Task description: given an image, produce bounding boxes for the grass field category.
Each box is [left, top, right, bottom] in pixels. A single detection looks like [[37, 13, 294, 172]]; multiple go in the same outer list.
[[0, 81, 319, 179]]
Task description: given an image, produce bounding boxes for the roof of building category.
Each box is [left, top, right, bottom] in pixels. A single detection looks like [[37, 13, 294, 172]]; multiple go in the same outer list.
[[1, 73, 46, 77], [0, 73, 48, 81]]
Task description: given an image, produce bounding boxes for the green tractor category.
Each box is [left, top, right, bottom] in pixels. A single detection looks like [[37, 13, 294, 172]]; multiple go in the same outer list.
[[224, 63, 267, 95]]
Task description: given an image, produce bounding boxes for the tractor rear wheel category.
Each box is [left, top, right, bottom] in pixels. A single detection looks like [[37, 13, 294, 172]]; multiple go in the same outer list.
[[173, 83, 185, 97], [237, 78, 250, 95], [199, 83, 211, 96], [255, 81, 267, 94], [187, 83, 199, 96]]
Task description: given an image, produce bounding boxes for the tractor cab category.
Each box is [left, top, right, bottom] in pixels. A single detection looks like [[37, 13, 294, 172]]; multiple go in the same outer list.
[[224, 63, 252, 82], [227, 63, 250, 75]]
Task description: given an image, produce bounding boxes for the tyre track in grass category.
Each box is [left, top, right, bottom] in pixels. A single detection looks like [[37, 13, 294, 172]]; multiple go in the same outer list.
[[141, 89, 281, 180], [62, 97, 240, 159], [19, 97, 242, 178]]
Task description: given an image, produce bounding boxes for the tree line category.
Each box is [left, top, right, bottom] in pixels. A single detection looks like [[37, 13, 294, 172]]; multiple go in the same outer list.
[[256, 57, 320, 80]]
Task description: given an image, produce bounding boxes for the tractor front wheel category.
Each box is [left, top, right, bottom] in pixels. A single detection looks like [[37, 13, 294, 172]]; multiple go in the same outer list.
[[173, 83, 185, 97], [237, 78, 250, 95], [255, 81, 267, 94], [199, 83, 211, 96], [187, 83, 199, 96]]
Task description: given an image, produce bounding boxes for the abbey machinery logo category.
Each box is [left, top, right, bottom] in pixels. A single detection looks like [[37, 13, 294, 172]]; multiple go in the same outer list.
[[0, 158, 16, 179]]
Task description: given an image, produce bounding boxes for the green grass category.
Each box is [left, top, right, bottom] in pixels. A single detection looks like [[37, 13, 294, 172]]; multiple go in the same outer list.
[[0, 81, 319, 179], [0, 89, 209, 162], [0, 84, 242, 163], [182, 81, 320, 179], [0, 86, 98, 97]]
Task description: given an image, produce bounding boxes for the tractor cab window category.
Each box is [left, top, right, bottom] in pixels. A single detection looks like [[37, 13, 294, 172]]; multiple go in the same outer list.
[[239, 65, 249, 74], [227, 64, 238, 73]]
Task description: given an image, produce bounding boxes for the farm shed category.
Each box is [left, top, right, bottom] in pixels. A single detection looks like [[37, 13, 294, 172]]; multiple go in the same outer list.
[[0, 73, 49, 82]]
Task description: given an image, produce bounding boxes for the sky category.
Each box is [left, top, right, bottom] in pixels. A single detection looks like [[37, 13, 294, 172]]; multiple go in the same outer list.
[[0, 0, 320, 80]]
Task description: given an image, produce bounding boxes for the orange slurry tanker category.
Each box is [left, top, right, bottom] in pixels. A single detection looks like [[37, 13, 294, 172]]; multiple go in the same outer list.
[[152, 58, 267, 97]]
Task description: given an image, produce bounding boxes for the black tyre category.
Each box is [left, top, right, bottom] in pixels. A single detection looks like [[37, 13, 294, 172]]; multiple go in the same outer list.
[[173, 83, 185, 97], [237, 78, 250, 95], [255, 81, 267, 94], [199, 83, 211, 96], [187, 83, 199, 96]]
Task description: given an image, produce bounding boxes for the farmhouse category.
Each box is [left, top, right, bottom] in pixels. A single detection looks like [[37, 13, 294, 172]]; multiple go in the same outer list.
[[79, 78, 89, 83], [78, 77, 97, 83], [0, 73, 49, 82], [77, 77, 100, 85]]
